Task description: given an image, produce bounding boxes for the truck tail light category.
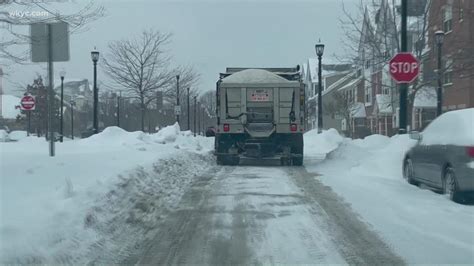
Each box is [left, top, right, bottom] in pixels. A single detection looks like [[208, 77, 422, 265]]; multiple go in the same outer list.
[[466, 147, 474, 158], [290, 124, 297, 132], [223, 124, 230, 132]]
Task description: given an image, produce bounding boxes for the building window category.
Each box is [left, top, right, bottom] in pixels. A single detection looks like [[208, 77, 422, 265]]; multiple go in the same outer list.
[[443, 4, 453, 33], [444, 58, 453, 85], [365, 59, 370, 69], [382, 86, 390, 95], [365, 84, 372, 104]]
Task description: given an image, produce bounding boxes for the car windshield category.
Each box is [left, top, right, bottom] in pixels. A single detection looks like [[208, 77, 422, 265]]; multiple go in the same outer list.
[[1, 0, 473, 265]]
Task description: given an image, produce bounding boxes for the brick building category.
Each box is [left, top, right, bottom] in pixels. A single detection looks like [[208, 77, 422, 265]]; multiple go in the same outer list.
[[424, 0, 474, 111]]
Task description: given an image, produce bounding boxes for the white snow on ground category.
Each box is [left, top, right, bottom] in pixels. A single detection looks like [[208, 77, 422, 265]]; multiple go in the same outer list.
[[0, 124, 214, 264], [304, 129, 474, 264]]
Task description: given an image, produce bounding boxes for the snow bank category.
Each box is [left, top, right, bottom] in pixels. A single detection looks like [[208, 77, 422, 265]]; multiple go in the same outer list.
[[0, 126, 214, 264], [0, 129, 9, 142], [304, 130, 474, 264], [8, 130, 27, 141], [304, 128, 344, 159]]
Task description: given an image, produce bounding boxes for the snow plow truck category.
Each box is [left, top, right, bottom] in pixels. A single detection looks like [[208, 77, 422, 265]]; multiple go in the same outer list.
[[213, 66, 305, 166]]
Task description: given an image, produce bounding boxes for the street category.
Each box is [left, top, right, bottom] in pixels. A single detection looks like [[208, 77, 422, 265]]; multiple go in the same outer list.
[[131, 165, 404, 265]]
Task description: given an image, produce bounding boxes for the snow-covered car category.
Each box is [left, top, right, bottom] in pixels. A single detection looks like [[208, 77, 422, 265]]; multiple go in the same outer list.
[[403, 108, 474, 202]]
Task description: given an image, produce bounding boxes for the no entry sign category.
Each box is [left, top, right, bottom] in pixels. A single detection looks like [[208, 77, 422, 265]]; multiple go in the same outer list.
[[20, 95, 36, 111], [389, 53, 420, 83]]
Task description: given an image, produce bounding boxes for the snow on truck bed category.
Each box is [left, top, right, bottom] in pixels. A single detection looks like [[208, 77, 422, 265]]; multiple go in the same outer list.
[[221, 69, 291, 84]]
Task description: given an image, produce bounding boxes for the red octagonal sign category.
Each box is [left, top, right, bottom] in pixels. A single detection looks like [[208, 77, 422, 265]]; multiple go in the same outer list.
[[20, 95, 36, 111], [389, 52, 420, 83]]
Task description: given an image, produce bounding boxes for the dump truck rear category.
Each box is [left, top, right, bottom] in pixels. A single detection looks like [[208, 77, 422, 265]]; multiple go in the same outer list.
[[214, 67, 305, 165]]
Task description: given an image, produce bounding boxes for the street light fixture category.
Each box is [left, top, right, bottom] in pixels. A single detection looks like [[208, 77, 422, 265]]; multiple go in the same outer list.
[[91, 48, 100, 134], [59, 70, 66, 142], [435, 30, 444, 117], [315, 41, 325, 133]]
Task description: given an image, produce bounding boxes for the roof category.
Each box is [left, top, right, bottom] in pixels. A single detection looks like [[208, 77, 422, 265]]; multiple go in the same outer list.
[[221, 69, 291, 84], [1, 95, 21, 119], [351, 102, 367, 118], [374, 94, 393, 114], [413, 86, 436, 108]]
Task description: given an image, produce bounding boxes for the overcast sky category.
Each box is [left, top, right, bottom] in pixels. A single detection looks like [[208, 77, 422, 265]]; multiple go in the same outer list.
[[3, 0, 359, 95]]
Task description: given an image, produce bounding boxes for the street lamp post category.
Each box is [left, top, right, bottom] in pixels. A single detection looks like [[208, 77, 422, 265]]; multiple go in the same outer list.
[[91, 48, 100, 134], [187, 87, 190, 130], [117, 91, 121, 127], [193, 96, 197, 137], [70, 99, 75, 140], [59, 70, 66, 142], [176, 75, 180, 124], [435, 30, 445, 117], [315, 41, 325, 133]]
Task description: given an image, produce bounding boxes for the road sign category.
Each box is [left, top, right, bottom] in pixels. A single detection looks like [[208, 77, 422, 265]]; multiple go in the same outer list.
[[174, 105, 181, 115], [30, 22, 70, 62], [389, 52, 420, 83], [20, 95, 36, 110]]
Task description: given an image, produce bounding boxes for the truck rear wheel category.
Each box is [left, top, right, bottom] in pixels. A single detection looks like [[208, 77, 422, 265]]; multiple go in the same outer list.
[[291, 134, 304, 166], [217, 155, 239, 166]]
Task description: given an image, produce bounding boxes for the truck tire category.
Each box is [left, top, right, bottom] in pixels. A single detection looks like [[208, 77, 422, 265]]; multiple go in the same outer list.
[[217, 155, 239, 166], [291, 134, 304, 166]]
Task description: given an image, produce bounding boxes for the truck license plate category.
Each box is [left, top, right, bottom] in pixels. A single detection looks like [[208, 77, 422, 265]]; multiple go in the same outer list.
[[251, 90, 270, 101]]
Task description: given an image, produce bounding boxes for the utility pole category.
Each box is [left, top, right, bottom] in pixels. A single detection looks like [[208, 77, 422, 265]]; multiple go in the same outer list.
[[187, 87, 190, 130], [197, 102, 201, 136], [176, 75, 180, 124], [398, 0, 408, 134], [47, 24, 55, 156], [117, 91, 121, 127], [59, 71, 65, 142], [193, 96, 197, 137], [70, 99, 75, 139]]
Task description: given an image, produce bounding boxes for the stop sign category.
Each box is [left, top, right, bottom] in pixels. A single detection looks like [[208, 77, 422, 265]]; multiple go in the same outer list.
[[20, 95, 36, 111], [389, 52, 420, 83]]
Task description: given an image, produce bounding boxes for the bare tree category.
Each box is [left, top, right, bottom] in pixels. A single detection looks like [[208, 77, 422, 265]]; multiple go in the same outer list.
[[0, 0, 104, 65], [324, 90, 354, 137], [102, 30, 199, 131], [339, 0, 433, 127]]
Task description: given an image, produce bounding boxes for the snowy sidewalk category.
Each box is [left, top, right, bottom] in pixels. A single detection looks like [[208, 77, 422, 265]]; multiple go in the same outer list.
[[0, 125, 214, 264], [304, 130, 474, 264]]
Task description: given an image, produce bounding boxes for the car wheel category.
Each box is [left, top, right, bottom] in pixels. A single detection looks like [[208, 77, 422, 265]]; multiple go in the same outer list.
[[443, 167, 463, 202], [403, 158, 418, 185]]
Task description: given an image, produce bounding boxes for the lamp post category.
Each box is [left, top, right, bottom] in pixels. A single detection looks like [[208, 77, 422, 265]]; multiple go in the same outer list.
[[187, 87, 190, 130], [315, 41, 325, 133], [70, 99, 75, 140], [193, 95, 197, 137], [117, 91, 121, 127], [435, 30, 445, 117], [176, 75, 180, 124], [59, 70, 66, 142], [91, 48, 100, 134]]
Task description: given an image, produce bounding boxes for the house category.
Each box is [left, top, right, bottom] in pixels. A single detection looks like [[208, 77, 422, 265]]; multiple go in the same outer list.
[[423, 0, 474, 112]]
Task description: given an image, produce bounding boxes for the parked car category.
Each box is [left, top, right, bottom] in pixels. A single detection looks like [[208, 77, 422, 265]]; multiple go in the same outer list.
[[403, 108, 474, 203]]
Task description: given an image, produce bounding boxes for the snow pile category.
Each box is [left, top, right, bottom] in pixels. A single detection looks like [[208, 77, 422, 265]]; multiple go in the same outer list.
[[221, 69, 290, 84], [0, 126, 214, 264], [304, 130, 474, 264], [152, 122, 180, 143], [8, 130, 27, 141], [304, 128, 344, 159], [0, 129, 9, 142]]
